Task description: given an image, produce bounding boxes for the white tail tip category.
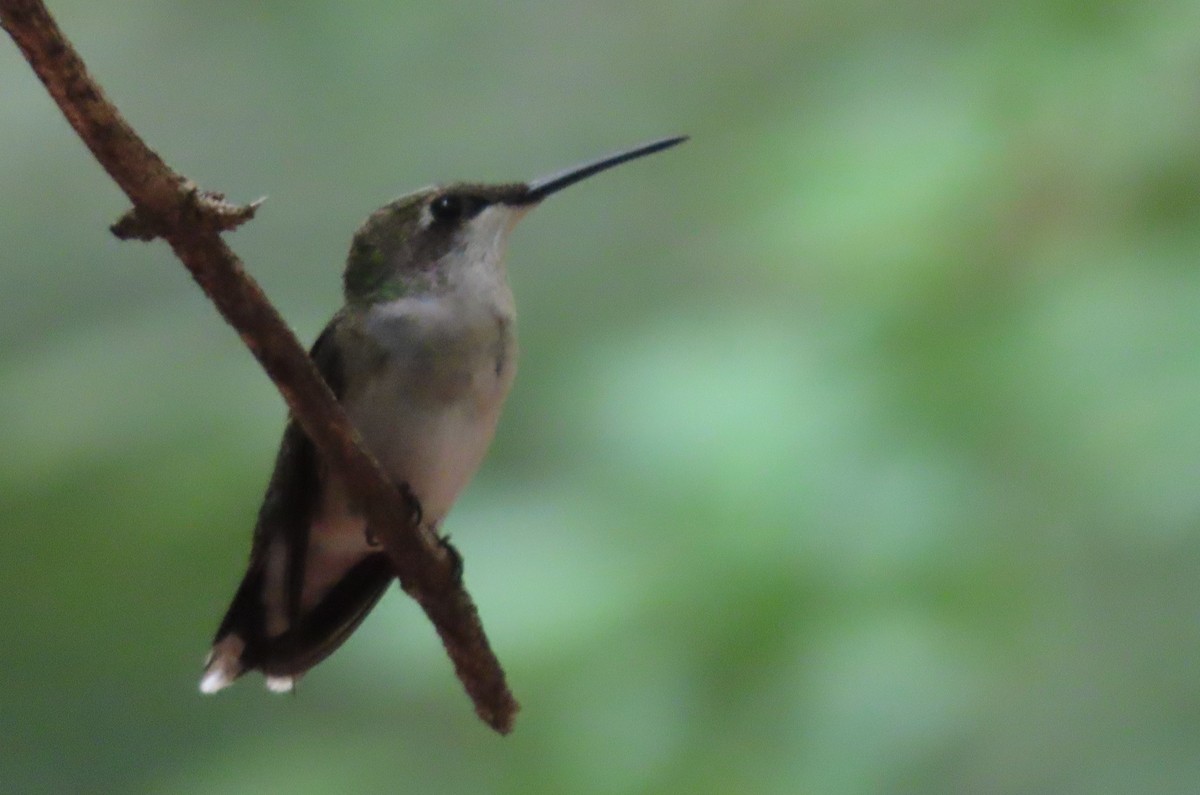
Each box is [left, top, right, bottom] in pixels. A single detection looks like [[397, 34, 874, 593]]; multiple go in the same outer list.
[[265, 675, 296, 693], [200, 635, 245, 694], [200, 667, 234, 694]]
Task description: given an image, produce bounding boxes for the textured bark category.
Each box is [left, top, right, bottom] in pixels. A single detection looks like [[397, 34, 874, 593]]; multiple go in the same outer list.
[[0, 0, 517, 733]]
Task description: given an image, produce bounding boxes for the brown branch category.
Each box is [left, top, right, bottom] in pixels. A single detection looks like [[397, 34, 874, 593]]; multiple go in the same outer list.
[[0, 0, 517, 733]]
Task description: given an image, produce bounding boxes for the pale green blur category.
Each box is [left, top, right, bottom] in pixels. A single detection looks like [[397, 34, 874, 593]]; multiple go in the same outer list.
[[2, 1, 1199, 793]]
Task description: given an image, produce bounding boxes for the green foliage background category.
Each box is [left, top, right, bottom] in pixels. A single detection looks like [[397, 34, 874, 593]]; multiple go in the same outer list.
[[3, 1, 1199, 792]]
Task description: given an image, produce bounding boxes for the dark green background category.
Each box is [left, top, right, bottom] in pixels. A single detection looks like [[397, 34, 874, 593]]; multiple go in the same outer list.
[[3, 1, 1199, 792]]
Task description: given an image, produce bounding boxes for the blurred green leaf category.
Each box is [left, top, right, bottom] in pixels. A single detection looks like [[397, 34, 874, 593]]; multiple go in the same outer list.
[[3, 1, 1200, 793]]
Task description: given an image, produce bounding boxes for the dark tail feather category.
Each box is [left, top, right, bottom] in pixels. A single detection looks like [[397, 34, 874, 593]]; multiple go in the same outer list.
[[201, 554, 395, 693]]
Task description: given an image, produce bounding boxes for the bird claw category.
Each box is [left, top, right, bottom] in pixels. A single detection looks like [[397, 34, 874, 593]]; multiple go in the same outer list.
[[399, 481, 423, 528], [364, 482, 424, 547], [438, 534, 464, 585]]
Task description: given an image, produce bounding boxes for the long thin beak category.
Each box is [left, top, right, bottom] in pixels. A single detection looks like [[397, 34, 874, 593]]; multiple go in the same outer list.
[[515, 135, 688, 204]]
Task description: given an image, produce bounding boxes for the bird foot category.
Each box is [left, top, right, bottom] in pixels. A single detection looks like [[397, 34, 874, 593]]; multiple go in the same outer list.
[[437, 534, 465, 585], [364, 482, 424, 547]]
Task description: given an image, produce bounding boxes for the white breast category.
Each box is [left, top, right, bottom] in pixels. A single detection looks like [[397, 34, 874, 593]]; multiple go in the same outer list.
[[350, 284, 517, 524]]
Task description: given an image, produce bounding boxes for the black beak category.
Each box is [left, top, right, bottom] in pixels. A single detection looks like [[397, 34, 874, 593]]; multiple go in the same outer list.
[[512, 135, 688, 204]]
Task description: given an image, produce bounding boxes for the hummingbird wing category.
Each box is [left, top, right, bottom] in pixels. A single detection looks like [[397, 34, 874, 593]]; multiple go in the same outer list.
[[201, 319, 395, 694]]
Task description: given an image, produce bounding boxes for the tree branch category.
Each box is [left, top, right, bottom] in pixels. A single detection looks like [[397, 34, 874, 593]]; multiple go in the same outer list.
[[0, 0, 517, 733]]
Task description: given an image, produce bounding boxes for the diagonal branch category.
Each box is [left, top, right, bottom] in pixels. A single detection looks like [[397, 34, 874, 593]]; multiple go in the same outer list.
[[0, 0, 518, 733]]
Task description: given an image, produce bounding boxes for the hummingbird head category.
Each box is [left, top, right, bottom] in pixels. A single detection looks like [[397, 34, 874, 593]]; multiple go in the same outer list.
[[341, 135, 688, 305]]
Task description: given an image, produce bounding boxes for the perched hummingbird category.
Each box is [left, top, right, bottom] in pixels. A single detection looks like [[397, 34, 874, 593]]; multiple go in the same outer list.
[[200, 135, 687, 694]]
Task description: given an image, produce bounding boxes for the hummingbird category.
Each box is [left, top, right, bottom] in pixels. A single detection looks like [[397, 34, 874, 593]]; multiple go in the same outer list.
[[200, 135, 687, 694]]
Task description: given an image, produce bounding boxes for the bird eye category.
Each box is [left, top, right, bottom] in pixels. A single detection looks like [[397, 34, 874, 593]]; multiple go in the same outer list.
[[429, 194, 466, 223], [429, 193, 489, 224]]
